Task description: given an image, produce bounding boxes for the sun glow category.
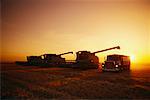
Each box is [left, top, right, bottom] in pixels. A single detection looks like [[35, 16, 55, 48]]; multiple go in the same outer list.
[[1, 0, 150, 64], [130, 55, 135, 62]]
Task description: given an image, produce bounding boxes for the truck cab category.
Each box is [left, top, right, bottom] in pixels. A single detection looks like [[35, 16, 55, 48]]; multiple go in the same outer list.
[[102, 54, 130, 72]]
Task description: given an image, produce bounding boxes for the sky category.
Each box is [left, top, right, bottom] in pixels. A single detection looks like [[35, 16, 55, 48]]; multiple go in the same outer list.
[[1, 0, 150, 63]]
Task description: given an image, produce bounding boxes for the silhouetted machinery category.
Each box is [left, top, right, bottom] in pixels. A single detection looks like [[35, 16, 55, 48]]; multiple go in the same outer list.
[[18, 46, 121, 69], [27, 56, 43, 65], [41, 52, 73, 66], [74, 46, 120, 69], [102, 54, 130, 72], [27, 52, 73, 66]]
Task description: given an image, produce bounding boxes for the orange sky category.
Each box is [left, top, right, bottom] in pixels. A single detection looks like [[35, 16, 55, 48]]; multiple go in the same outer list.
[[1, 0, 150, 63]]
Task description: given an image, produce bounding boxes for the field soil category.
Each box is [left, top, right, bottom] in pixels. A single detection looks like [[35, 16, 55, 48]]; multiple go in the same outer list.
[[1, 63, 150, 99]]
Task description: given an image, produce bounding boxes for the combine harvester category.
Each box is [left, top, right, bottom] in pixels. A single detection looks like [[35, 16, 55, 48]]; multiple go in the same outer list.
[[25, 52, 73, 67], [73, 46, 120, 69], [40, 52, 73, 66]]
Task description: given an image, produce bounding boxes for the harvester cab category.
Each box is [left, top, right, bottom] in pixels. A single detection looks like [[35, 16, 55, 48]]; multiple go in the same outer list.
[[75, 46, 120, 69]]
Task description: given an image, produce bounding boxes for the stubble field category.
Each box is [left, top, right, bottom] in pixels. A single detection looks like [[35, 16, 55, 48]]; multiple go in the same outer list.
[[1, 63, 150, 99]]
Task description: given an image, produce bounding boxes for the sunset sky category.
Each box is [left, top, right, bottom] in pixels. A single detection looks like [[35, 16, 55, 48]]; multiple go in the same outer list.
[[1, 0, 150, 63]]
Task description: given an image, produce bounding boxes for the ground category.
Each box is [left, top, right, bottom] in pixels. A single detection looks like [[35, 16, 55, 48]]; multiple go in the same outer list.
[[1, 63, 150, 99]]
